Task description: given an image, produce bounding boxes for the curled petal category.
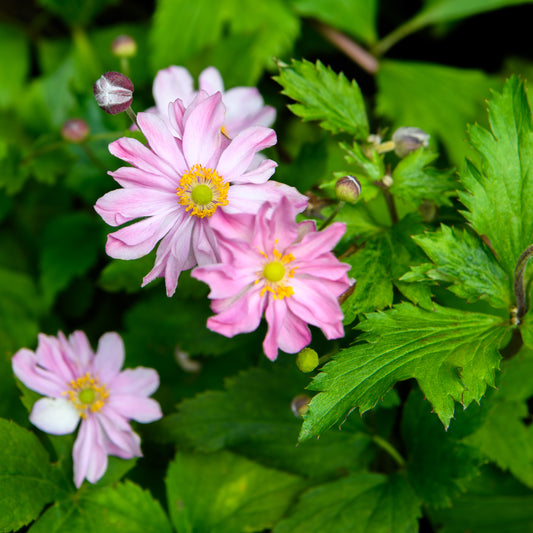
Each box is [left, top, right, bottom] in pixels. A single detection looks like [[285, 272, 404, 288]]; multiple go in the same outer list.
[[30, 397, 80, 435], [98, 410, 142, 458], [73, 416, 108, 488]]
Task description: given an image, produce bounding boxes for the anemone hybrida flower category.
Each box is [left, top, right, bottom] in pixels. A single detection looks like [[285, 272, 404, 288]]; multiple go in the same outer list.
[[148, 66, 276, 138], [95, 91, 307, 296], [192, 197, 353, 360], [12, 331, 162, 488]]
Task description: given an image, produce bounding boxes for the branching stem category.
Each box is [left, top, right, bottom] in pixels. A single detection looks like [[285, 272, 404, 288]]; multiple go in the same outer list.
[[513, 243, 533, 324]]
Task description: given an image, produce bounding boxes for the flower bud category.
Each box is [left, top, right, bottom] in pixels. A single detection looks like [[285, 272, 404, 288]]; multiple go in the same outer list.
[[392, 127, 430, 158], [296, 347, 319, 373], [335, 175, 361, 204], [111, 35, 137, 58], [291, 394, 311, 417], [61, 118, 89, 143], [93, 71, 134, 115]]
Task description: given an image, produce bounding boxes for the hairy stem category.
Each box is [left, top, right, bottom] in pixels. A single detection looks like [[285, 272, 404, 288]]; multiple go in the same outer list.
[[319, 201, 345, 230], [513, 243, 533, 324]]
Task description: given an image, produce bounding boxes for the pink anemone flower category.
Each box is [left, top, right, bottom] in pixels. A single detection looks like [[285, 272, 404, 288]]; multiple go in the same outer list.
[[149, 66, 276, 138], [95, 91, 307, 296], [192, 197, 353, 360], [12, 331, 162, 488]]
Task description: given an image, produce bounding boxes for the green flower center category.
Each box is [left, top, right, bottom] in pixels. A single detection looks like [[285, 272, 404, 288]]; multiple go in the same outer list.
[[191, 184, 213, 205], [263, 261, 285, 282], [78, 388, 96, 404]]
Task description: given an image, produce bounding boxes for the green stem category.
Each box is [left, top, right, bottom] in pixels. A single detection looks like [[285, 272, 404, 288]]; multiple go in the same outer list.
[[513, 243, 533, 324], [319, 201, 345, 230], [372, 17, 424, 57], [125, 106, 139, 130], [372, 435, 406, 468]]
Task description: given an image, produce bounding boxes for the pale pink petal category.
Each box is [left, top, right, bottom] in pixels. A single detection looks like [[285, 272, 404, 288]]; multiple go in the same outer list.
[[109, 137, 176, 178], [105, 212, 177, 260], [97, 410, 142, 457], [294, 255, 352, 281], [153, 66, 195, 112], [12, 349, 67, 397], [35, 334, 76, 383], [30, 397, 80, 435], [182, 91, 224, 167], [73, 416, 108, 487], [137, 112, 187, 173], [191, 218, 219, 266], [109, 367, 160, 397], [206, 286, 265, 337], [63, 331, 93, 372], [110, 167, 177, 192], [95, 188, 176, 226], [262, 302, 286, 360], [216, 126, 276, 183], [234, 158, 277, 184], [198, 66, 224, 94], [168, 99, 187, 138], [92, 332, 125, 384], [223, 87, 276, 136], [209, 210, 255, 244], [107, 396, 162, 423]]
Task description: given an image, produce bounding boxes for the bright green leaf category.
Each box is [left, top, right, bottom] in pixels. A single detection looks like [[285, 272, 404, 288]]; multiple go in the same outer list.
[[275, 59, 369, 138], [29, 480, 172, 533], [289, 0, 378, 44], [402, 388, 483, 507], [300, 303, 508, 440], [0, 23, 29, 108], [459, 76, 533, 276], [166, 450, 305, 533], [376, 60, 495, 165], [40, 213, 105, 304], [0, 419, 64, 532], [173, 366, 373, 479], [405, 225, 512, 309], [274, 473, 421, 533]]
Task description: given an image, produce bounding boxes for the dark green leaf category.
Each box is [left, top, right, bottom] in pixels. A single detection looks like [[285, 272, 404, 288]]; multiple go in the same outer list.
[[37, 0, 119, 26], [274, 473, 421, 533], [300, 303, 508, 440], [459, 76, 533, 276], [275, 59, 369, 138], [0, 23, 30, 109], [0, 419, 64, 531], [166, 450, 305, 533]]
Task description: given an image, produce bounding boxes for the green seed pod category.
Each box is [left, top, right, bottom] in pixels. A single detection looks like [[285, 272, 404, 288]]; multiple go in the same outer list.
[[296, 347, 319, 373]]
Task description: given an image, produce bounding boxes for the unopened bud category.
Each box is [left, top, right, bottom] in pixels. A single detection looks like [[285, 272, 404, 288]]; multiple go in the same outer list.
[[93, 71, 134, 115], [291, 394, 311, 417], [296, 347, 319, 373], [392, 127, 430, 157], [335, 175, 361, 204], [61, 118, 89, 143], [112, 35, 137, 58]]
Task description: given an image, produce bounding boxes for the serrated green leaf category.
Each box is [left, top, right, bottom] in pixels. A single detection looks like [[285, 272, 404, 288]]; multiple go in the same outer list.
[[275, 59, 369, 138], [40, 212, 104, 304], [166, 450, 305, 533], [459, 76, 533, 276], [289, 0, 378, 44], [29, 480, 171, 533], [429, 466, 533, 533], [172, 366, 372, 479], [407, 225, 512, 309], [0, 267, 43, 354], [342, 214, 433, 317], [300, 303, 508, 440], [390, 148, 457, 207], [402, 388, 483, 507], [376, 60, 494, 165], [0, 419, 64, 532], [274, 473, 421, 533], [0, 23, 30, 109]]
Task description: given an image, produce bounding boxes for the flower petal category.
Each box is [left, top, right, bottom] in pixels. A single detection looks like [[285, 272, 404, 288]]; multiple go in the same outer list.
[[107, 396, 162, 423], [93, 332, 125, 384], [73, 416, 108, 487], [109, 166, 177, 191], [30, 397, 80, 435], [198, 66, 224, 94], [97, 409, 142, 457], [153, 65, 195, 112], [110, 367, 160, 397]]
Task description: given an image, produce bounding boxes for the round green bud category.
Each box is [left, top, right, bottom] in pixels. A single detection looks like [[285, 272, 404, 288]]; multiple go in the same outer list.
[[111, 35, 138, 58], [296, 347, 319, 373], [335, 175, 361, 204]]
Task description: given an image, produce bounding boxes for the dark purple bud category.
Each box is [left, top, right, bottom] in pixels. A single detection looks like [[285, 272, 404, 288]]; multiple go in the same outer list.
[[335, 175, 361, 204], [93, 71, 134, 115], [61, 118, 89, 143], [392, 127, 430, 158], [111, 35, 137, 58]]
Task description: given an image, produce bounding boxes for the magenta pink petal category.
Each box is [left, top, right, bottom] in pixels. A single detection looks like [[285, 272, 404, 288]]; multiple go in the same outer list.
[[153, 66, 195, 112], [193, 264, 253, 300], [292, 222, 346, 259], [73, 416, 108, 487], [268, 304, 312, 355], [216, 126, 276, 182], [182, 91, 225, 167]]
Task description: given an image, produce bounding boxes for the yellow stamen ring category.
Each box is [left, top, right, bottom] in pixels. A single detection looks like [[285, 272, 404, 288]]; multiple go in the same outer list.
[[257, 244, 298, 300], [63, 372, 109, 418], [176, 164, 229, 218]]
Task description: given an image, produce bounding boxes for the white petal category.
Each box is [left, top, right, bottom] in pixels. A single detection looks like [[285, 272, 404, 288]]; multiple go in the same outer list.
[[30, 397, 80, 435]]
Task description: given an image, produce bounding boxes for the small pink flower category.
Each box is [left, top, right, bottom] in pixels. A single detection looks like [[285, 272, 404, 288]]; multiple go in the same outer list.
[[149, 66, 276, 138], [192, 198, 353, 360], [95, 91, 307, 296], [12, 331, 162, 488]]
